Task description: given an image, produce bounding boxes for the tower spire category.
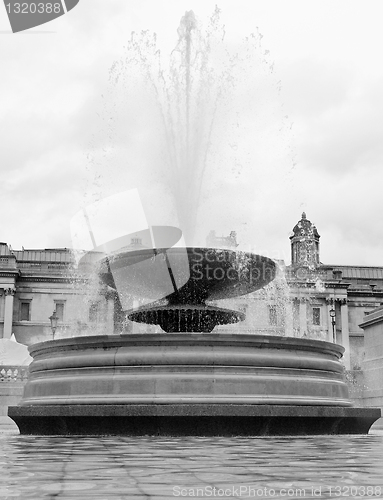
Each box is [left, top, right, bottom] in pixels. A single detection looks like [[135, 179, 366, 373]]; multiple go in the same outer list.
[[290, 213, 320, 268]]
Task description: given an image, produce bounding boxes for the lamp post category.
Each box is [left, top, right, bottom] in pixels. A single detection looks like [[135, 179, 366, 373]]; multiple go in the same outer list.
[[329, 308, 336, 343], [49, 310, 59, 341]]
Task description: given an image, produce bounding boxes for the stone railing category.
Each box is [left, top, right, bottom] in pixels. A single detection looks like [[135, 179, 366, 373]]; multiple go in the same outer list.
[[0, 366, 29, 383]]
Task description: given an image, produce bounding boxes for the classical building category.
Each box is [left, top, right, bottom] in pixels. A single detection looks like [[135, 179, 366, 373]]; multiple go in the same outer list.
[[0, 243, 115, 345], [206, 230, 239, 248], [210, 214, 383, 372], [286, 213, 383, 371]]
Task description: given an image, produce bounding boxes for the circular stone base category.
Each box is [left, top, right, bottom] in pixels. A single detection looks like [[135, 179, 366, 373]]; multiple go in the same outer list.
[[18, 334, 351, 407], [8, 404, 381, 436]]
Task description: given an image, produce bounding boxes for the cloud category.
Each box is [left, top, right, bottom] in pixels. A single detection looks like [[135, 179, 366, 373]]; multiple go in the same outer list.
[[281, 58, 353, 119], [0, 2, 382, 267], [297, 77, 383, 174]]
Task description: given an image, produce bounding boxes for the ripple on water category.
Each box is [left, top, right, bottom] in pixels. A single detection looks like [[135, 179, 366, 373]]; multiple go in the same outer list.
[[1, 434, 383, 499]]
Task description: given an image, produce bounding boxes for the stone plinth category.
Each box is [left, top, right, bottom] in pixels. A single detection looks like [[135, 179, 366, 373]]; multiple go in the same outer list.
[[14, 334, 351, 406], [8, 334, 381, 434], [8, 404, 380, 436]]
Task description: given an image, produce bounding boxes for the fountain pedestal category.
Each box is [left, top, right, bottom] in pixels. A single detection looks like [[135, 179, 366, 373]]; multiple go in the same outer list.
[[8, 333, 381, 435]]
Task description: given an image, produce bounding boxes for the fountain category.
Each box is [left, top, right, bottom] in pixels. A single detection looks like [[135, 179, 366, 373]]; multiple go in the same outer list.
[[7, 11, 380, 435], [8, 244, 380, 435]]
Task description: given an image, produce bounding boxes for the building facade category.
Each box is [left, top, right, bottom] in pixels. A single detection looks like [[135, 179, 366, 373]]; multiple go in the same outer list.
[[286, 213, 383, 370], [211, 214, 383, 372], [0, 243, 115, 345], [360, 306, 383, 409]]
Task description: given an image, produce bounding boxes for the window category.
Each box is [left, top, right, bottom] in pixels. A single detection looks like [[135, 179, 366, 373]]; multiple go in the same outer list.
[[269, 305, 278, 326], [54, 302, 65, 322], [20, 302, 31, 321], [312, 307, 320, 326]]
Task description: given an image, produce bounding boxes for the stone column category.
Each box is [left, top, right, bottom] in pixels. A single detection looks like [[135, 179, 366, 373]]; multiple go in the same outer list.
[[3, 288, 15, 339], [326, 299, 334, 342], [340, 299, 351, 370], [299, 299, 307, 337]]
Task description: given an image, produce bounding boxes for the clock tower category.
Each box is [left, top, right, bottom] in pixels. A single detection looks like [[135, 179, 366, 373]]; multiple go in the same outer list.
[[290, 212, 320, 269]]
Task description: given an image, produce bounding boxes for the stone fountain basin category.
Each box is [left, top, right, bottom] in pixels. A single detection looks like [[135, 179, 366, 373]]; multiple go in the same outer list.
[[99, 248, 276, 305], [18, 334, 351, 407], [99, 247, 277, 332]]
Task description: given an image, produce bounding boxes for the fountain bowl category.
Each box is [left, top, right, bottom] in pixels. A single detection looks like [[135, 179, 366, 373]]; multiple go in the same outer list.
[[99, 247, 276, 332]]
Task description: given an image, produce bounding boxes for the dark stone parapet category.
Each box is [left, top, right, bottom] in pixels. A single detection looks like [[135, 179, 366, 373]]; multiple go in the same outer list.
[[8, 404, 381, 436]]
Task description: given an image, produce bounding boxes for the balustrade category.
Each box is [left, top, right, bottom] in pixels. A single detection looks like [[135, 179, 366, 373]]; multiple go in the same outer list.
[[0, 366, 29, 383]]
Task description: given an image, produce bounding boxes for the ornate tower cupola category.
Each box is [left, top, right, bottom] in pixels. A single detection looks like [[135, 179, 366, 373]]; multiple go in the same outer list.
[[290, 212, 320, 268]]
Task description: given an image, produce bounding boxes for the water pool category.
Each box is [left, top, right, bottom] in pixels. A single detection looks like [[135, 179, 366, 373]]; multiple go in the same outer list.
[[1, 430, 382, 499]]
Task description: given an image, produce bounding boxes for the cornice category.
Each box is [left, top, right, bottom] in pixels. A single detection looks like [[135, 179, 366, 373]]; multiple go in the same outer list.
[[347, 289, 383, 298], [0, 270, 20, 278], [359, 309, 383, 329], [286, 279, 351, 290], [325, 282, 351, 290], [17, 276, 74, 284]]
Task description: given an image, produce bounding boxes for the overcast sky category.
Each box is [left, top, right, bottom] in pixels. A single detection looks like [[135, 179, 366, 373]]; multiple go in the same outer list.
[[1, 0, 382, 266]]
